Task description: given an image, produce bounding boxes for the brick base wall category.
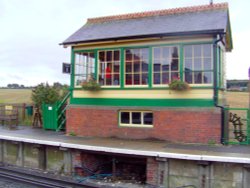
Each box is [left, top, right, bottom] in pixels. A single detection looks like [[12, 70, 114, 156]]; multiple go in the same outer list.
[[66, 106, 221, 144]]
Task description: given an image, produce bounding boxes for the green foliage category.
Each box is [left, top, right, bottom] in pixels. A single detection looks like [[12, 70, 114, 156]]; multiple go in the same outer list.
[[69, 131, 77, 136], [81, 79, 101, 91], [31, 83, 61, 109], [169, 80, 190, 91]]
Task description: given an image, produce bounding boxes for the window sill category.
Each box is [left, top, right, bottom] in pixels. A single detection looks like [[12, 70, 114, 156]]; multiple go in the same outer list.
[[119, 124, 153, 128]]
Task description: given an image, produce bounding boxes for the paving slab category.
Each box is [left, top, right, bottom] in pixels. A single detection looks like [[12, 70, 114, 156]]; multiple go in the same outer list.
[[0, 126, 250, 164]]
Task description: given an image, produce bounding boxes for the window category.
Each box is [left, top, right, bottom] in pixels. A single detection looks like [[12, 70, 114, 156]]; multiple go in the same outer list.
[[98, 50, 120, 86], [120, 111, 153, 127], [153, 46, 179, 85], [74, 52, 95, 86], [184, 44, 213, 84], [125, 48, 149, 86]]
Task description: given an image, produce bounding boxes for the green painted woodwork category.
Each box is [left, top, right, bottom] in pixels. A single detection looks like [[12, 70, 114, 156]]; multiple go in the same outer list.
[[70, 98, 214, 107]]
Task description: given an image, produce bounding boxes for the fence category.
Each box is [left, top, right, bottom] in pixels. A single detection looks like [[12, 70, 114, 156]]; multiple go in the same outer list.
[[223, 107, 250, 145], [0, 103, 33, 125]]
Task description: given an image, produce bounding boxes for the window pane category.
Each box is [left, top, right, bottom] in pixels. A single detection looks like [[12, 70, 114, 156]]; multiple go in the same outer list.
[[171, 72, 179, 81], [204, 72, 213, 83], [185, 71, 193, 84], [162, 59, 170, 71], [203, 44, 212, 57], [126, 63, 132, 73], [113, 73, 120, 85], [126, 50, 132, 61], [106, 51, 112, 62], [184, 46, 192, 58], [204, 58, 212, 70], [132, 112, 141, 124], [142, 61, 148, 72], [121, 112, 130, 124], [142, 73, 148, 84], [184, 59, 192, 71], [143, 113, 153, 125], [114, 50, 120, 61], [134, 74, 140, 85], [162, 47, 170, 59], [194, 58, 202, 71], [193, 45, 202, 57], [126, 74, 132, 85], [134, 62, 140, 73], [194, 72, 202, 84], [162, 72, 169, 84], [99, 51, 105, 62], [153, 61, 161, 72], [154, 73, 161, 84], [153, 48, 161, 59], [141, 48, 149, 60], [171, 59, 179, 71]]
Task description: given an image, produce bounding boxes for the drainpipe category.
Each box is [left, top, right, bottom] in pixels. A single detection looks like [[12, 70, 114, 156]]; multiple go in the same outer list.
[[213, 34, 226, 144]]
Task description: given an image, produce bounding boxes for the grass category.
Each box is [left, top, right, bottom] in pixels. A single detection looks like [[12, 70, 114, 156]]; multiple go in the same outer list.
[[226, 91, 249, 108], [0, 89, 32, 104]]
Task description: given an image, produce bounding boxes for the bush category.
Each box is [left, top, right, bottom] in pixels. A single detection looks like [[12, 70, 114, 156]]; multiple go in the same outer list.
[[31, 83, 61, 109], [169, 80, 190, 91]]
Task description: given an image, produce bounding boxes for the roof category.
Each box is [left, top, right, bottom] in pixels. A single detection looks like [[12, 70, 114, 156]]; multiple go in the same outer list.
[[62, 3, 232, 50]]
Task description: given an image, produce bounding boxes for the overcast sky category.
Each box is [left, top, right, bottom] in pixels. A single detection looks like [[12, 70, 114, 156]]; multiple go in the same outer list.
[[0, 0, 249, 87]]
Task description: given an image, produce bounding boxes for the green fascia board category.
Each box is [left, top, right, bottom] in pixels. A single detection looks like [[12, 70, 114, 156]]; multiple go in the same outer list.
[[70, 98, 214, 107]]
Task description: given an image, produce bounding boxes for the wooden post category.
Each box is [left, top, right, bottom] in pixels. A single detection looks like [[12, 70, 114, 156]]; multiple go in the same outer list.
[[22, 103, 26, 122]]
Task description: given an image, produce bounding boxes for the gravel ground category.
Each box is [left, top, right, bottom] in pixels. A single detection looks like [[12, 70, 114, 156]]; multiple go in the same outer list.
[[0, 177, 37, 188]]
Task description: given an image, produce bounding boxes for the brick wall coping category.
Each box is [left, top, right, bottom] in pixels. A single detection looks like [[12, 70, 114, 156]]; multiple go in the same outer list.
[[0, 127, 249, 164], [68, 105, 221, 112]]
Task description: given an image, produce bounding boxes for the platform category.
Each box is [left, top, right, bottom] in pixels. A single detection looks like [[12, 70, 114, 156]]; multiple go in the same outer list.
[[0, 126, 250, 164]]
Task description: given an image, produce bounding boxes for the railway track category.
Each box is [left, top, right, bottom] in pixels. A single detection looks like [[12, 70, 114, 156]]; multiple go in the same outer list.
[[0, 166, 97, 188]]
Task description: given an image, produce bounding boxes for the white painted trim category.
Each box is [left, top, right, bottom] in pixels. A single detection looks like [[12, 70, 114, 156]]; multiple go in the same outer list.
[[1, 135, 250, 164]]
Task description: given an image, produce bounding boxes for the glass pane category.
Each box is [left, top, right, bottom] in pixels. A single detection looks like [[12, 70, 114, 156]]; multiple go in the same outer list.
[[153, 48, 161, 59], [121, 112, 130, 124], [193, 45, 202, 57], [134, 62, 140, 73], [204, 72, 212, 83], [162, 47, 170, 59], [99, 51, 105, 62], [106, 51, 112, 62], [184, 46, 192, 58], [162, 72, 169, 84], [126, 74, 132, 85], [162, 59, 170, 71], [133, 49, 140, 61], [185, 71, 193, 84], [134, 74, 140, 85], [153, 60, 161, 72], [142, 73, 148, 84], [194, 72, 202, 84], [171, 47, 179, 59], [143, 113, 153, 125], [203, 44, 212, 57], [142, 61, 148, 72], [171, 59, 179, 71], [114, 63, 120, 73], [193, 58, 202, 71], [113, 73, 120, 85], [98, 74, 104, 86], [141, 48, 149, 60], [132, 112, 141, 124], [126, 62, 132, 73], [171, 72, 179, 81], [184, 59, 192, 71], [114, 50, 120, 61], [204, 58, 212, 70], [154, 73, 161, 84], [125, 50, 132, 61]]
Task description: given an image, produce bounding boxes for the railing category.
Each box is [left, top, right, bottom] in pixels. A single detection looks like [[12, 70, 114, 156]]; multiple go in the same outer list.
[[56, 92, 71, 131], [223, 107, 250, 145]]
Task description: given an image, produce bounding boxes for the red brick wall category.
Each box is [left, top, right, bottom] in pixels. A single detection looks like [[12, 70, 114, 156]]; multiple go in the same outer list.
[[66, 106, 221, 144], [146, 157, 158, 186]]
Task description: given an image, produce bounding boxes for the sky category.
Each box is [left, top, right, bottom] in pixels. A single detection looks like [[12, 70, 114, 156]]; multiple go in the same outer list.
[[0, 0, 249, 87]]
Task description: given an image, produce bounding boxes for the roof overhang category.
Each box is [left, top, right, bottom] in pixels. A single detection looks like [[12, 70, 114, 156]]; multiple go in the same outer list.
[[60, 29, 225, 47]]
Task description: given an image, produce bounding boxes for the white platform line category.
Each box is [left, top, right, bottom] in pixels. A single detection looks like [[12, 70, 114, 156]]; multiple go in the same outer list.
[[1, 135, 250, 164]]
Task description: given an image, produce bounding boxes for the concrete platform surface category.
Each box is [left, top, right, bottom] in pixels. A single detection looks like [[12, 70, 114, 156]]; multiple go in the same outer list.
[[0, 126, 250, 164]]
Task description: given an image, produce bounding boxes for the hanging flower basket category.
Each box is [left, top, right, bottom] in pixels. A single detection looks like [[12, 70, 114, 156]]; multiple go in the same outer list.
[[81, 80, 101, 91], [169, 80, 190, 91]]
